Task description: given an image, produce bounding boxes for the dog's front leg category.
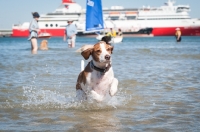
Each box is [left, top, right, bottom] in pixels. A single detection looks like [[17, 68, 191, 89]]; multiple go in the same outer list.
[[76, 89, 87, 101], [109, 78, 118, 96]]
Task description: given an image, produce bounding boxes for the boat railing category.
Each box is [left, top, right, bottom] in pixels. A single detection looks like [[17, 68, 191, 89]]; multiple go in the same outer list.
[[13, 24, 21, 27]]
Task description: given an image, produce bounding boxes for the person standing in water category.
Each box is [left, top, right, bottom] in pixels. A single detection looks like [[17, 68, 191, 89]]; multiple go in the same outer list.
[[63, 20, 77, 48], [28, 12, 40, 54], [175, 28, 182, 42]]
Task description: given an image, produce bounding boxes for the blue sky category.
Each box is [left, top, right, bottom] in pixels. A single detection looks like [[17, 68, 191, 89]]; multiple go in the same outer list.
[[0, 0, 199, 29]]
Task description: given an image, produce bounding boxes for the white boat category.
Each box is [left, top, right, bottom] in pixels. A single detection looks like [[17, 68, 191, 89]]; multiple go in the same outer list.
[[96, 34, 123, 43], [12, 0, 200, 37], [38, 32, 51, 39], [111, 36, 123, 43]]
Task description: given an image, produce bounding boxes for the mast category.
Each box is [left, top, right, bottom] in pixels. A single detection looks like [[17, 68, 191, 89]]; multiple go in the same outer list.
[[165, 0, 175, 6]]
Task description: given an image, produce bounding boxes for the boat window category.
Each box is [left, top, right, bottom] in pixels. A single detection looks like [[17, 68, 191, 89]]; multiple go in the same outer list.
[[110, 16, 119, 20], [55, 24, 58, 27], [177, 7, 189, 10], [127, 16, 136, 20], [177, 7, 189, 12], [50, 24, 53, 27], [45, 24, 48, 27], [145, 18, 189, 20]]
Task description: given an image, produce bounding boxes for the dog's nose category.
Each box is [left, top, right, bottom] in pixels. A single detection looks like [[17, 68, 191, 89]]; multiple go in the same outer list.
[[105, 55, 110, 60]]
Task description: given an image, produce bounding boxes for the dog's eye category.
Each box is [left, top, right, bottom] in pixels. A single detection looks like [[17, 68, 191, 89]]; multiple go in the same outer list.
[[96, 50, 101, 53], [107, 48, 110, 51]]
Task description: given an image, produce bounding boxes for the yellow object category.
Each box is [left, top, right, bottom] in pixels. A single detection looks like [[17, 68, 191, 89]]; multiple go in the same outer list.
[[107, 30, 116, 37], [106, 32, 112, 36], [111, 30, 116, 37]]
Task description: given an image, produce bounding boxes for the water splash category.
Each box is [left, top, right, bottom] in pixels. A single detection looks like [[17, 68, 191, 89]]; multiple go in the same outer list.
[[22, 85, 129, 110]]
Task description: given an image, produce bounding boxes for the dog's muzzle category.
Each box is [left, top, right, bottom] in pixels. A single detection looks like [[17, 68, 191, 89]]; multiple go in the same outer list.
[[105, 54, 110, 60]]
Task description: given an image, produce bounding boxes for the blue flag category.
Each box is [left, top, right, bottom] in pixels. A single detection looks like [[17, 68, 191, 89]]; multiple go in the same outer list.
[[86, 0, 104, 32]]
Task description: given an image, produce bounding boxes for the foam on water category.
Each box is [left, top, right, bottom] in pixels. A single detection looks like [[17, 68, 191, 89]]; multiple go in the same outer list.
[[21, 84, 129, 110]]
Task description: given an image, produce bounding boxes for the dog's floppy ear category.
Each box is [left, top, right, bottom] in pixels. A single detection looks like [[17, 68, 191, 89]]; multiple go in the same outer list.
[[81, 48, 93, 60], [76, 45, 93, 53]]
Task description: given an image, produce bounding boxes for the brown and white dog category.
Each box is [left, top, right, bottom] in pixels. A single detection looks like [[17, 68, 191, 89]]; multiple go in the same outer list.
[[76, 41, 118, 102], [40, 40, 48, 50]]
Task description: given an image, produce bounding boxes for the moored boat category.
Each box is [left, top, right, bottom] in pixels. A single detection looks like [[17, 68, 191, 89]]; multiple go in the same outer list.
[[12, 0, 200, 37], [38, 32, 51, 39], [96, 34, 123, 43]]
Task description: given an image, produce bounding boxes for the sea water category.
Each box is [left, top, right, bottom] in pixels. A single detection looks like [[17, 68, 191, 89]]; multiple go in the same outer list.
[[0, 36, 200, 131]]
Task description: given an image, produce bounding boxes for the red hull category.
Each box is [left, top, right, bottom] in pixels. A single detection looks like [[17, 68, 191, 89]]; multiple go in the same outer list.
[[12, 29, 65, 37], [12, 27, 200, 37], [153, 27, 200, 36], [12, 29, 29, 37]]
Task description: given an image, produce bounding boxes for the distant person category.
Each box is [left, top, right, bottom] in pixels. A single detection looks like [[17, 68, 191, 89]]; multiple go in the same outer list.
[[175, 28, 181, 42], [64, 20, 77, 48], [110, 28, 116, 37], [106, 28, 116, 37], [117, 28, 123, 36], [106, 30, 112, 37], [28, 12, 40, 54]]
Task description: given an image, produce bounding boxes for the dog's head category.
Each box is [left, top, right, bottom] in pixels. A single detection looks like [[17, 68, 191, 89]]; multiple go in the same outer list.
[[101, 36, 111, 45], [81, 41, 113, 63], [40, 40, 48, 50], [41, 40, 48, 46]]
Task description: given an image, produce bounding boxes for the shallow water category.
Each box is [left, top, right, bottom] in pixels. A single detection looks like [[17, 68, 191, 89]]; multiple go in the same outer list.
[[0, 36, 200, 131]]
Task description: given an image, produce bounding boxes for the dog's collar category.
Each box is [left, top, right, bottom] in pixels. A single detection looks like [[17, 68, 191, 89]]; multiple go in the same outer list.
[[90, 61, 111, 75]]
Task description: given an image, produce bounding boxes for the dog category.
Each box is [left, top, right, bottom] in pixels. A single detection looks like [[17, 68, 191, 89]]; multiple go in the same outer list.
[[40, 40, 48, 50], [76, 41, 118, 102]]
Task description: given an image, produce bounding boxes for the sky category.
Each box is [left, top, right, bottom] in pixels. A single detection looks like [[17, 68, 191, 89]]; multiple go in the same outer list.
[[0, 0, 199, 29]]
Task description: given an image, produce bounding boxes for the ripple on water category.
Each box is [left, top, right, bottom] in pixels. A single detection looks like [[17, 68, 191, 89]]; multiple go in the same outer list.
[[0, 37, 200, 131]]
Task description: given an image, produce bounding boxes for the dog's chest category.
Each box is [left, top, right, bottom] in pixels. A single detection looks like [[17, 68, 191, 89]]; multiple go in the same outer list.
[[86, 70, 113, 94]]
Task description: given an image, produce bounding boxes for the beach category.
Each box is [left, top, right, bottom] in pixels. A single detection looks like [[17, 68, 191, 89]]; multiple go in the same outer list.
[[0, 36, 200, 131]]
